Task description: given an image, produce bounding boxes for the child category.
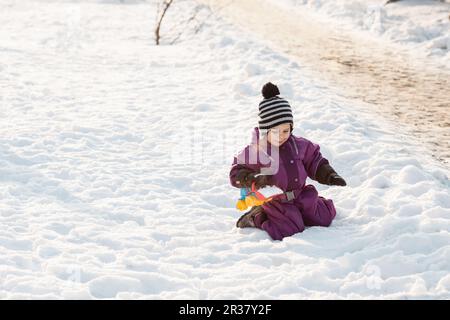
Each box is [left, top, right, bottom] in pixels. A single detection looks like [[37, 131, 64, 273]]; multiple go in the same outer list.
[[229, 82, 346, 241]]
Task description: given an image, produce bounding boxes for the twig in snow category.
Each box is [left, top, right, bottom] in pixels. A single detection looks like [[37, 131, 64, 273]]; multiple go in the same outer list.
[[155, 0, 174, 45]]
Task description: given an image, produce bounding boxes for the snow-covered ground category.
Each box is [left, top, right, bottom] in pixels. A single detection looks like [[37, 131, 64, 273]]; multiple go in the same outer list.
[[269, 0, 450, 61], [0, 0, 449, 299]]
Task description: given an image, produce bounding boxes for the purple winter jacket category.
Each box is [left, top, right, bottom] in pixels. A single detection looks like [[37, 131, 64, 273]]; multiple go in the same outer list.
[[229, 127, 337, 241]]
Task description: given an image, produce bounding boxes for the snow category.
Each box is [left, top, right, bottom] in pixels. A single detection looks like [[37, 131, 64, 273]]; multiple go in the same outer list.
[[268, 0, 450, 62], [0, 0, 449, 299]]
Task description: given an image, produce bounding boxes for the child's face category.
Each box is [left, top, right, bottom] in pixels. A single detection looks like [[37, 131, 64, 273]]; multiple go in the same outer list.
[[267, 123, 291, 147]]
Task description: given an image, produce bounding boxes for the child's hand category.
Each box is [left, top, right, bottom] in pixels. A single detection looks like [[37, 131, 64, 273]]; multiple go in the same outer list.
[[328, 173, 347, 186], [253, 175, 272, 189], [235, 168, 272, 189], [316, 163, 346, 186]]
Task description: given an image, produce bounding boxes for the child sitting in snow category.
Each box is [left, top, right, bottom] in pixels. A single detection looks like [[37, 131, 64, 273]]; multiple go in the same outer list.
[[229, 82, 347, 241]]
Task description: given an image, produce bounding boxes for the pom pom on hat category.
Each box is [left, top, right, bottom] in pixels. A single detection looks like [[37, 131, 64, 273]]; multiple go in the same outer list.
[[261, 82, 280, 99]]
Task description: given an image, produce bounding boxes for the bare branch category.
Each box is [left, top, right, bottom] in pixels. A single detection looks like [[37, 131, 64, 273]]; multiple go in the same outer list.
[[155, 0, 174, 45]]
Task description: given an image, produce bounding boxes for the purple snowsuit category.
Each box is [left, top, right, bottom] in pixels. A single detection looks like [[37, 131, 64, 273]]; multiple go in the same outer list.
[[229, 127, 336, 241]]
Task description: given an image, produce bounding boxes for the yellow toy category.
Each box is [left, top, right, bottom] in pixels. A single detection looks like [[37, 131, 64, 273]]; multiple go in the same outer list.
[[236, 182, 273, 211]]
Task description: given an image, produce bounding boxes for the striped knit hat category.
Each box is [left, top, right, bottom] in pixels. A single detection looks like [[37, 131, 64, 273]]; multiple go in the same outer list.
[[258, 82, 293, 131]]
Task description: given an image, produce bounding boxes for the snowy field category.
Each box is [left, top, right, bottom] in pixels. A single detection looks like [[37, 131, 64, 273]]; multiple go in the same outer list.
[[269, 0, 450, 62], [0, 0, 449, 299]]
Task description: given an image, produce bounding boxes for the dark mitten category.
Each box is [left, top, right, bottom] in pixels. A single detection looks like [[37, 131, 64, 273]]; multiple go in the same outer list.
[[235, 168, 272, 189], [315, 163, 346, 186], [254, 175, 272, 189], [328, 172, 347, 186], [235, 168, 255, 188]]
